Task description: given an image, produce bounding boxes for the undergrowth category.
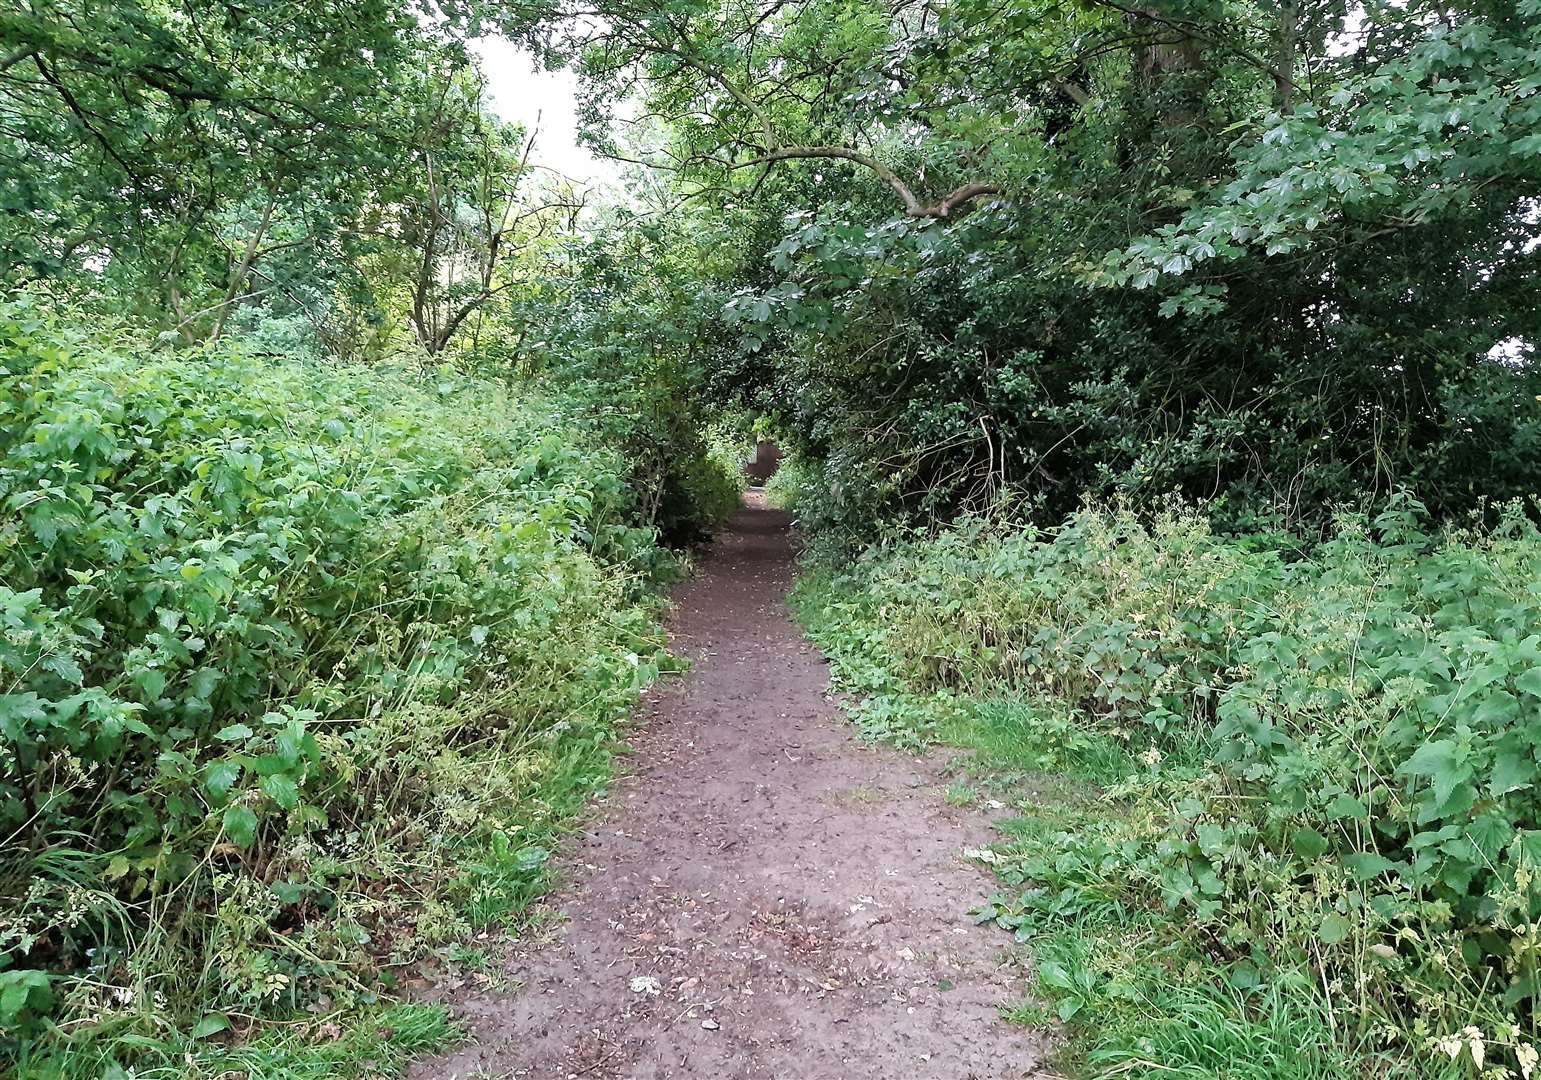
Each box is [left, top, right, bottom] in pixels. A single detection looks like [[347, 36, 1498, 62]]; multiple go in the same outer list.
[[0, 301, 727, 1076], [793, 499, 1541, 1079]]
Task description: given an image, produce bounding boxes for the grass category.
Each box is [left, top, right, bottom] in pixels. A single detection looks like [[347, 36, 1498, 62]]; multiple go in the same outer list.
[[789, 562, 1480, 1080], [898, 692, 1461, 1080], [9, 668, 676, 1077], [943, 783, 979, 807], [17, 1003, 456, 1080]]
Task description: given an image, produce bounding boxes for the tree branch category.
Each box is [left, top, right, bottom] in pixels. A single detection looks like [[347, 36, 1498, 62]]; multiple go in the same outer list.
[[210, 189, 279, 341], [736, 146, 1000, 217]]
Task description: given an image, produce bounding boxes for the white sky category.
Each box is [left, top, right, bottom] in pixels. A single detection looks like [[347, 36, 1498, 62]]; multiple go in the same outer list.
[[472, 36, 624, 189]]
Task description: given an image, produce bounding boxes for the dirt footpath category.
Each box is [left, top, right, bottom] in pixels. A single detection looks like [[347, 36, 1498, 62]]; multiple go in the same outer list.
[[410, 491, 1048, 1079]]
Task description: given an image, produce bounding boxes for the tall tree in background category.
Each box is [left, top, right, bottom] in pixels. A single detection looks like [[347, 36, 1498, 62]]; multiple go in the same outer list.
[[387, 92, 585, 356]]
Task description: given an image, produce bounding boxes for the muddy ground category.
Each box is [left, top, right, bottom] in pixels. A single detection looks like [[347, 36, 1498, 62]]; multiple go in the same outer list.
[[408, 491, 1050, 1079]]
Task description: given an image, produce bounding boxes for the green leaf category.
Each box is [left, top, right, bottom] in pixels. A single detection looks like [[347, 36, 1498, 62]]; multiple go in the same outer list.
[[191, 1013, 230, 1039], [222, 804, 258, 847], [136, 669, 167, 700], [1290, 828, 1329, 860], [1401, 738, 1458, 778], [1324, 793, 1366, 821], [1229, 963, 1260, 990], [1514, 667, 1541, 697], [271, 880, 307, 904], [1491, 753, 1536, 798], [1319, 912, 1351, 945], [1344, 852, 1398, 881], [513, 846, 550, 873], [215, 723, 253, 742], [0, 694, 47, 740], [190, 668, 221, 700], [1038, 961, 1074, 991], [204, 760, 242, 797], [260, 772, 300, 810], [0, 970, 53, 1021], [1398, 738, 1465, 807]]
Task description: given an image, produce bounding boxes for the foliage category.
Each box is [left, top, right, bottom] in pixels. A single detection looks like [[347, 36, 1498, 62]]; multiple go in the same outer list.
[[6, 0, 1541, 1076], [1, 2, 432, 324], [520, 214, 755, 541], [1105, 8, 1541, 284], [499, 0, 1541, 533], [0, 298, 683, 1071], [0, 2, 594, 367], [795, 497, 1541, 1076]]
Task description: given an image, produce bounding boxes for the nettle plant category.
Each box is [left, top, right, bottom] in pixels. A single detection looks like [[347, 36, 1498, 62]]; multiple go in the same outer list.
[[804, 498, 1541, 1070], [0, 300, 668, 1042]]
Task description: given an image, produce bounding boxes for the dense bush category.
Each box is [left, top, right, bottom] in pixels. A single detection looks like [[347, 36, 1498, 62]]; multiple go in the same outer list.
[[0, 299, 696, 1072], [726, 201, 1541, 543], [796, 498, 1541, 1076]]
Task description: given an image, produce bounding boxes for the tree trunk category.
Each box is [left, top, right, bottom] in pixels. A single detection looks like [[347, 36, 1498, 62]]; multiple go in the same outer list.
[[210, 191, 278, 342]]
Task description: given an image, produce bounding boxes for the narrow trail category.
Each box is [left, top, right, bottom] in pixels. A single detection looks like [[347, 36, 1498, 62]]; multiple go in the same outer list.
[[412, 492, 1048, 1079]]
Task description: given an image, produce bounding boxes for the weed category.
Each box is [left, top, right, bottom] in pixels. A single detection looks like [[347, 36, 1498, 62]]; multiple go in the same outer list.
[[0, 305, 737, 1072], [830, 785, 888, 806], [943, 783, 978, 807], [794, 499, 1541, 1077]]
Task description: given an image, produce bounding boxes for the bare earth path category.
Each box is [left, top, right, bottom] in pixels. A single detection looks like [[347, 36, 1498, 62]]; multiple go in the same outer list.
[[410, 492, 1048, 1080]]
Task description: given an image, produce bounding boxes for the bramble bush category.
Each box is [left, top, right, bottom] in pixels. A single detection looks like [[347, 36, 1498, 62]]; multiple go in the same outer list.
[[796, 498, 1541, 1076], [0, 298, 722, 1074]]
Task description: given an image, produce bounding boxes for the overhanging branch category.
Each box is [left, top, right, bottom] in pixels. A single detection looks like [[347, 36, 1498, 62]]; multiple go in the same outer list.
[[737, 146, 1000, 218]]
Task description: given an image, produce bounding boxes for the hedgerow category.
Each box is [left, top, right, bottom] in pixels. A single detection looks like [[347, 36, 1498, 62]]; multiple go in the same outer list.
[[0, 298, 704, 1075], [795, 499, 1541, 1077]]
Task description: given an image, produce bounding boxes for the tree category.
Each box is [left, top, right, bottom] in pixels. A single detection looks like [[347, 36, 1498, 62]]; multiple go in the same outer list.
[[391, 94, 584, 356], [534, 0, 1540, 530], [0, 1, 468, 337]]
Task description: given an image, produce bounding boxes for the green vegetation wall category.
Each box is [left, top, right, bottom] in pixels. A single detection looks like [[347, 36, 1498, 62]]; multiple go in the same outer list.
[[0, 297, 732, 1073]]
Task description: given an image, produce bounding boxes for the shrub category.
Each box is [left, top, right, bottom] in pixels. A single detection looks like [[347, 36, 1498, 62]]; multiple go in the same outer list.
[[657, 424, 747, 540], [796, 497, 1541, 1075], [0, 299, 674, 1070]]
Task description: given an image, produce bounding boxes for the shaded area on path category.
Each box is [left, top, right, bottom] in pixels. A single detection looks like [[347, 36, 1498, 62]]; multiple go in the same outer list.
[[411, 492, 1048, 1079]]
